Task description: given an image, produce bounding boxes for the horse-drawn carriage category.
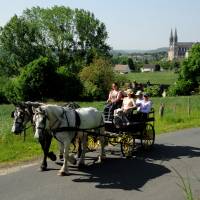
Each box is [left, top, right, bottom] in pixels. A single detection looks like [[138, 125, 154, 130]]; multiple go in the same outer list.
[[102, 108, 155, 157], [11, 102, 155, 176]]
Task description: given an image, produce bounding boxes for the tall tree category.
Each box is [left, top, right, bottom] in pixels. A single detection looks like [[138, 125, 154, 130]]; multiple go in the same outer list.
[[0, 6, 110, 75]]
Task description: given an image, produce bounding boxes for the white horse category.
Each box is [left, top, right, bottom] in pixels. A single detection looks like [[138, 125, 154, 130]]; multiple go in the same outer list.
[[33, 105, 105, 176]]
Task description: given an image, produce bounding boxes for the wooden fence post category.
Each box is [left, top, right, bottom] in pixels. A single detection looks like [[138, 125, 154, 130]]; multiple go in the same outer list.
[[188, 96, 191, 117], [159, 103, 165, 118], [173, 104, 176, 113]]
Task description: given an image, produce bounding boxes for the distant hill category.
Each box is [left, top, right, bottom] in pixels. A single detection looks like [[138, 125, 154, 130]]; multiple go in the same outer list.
[[111, 47, 168, 55]]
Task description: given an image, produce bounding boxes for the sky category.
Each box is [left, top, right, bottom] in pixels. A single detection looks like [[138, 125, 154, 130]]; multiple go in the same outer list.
[[0, 0, 200, 50]]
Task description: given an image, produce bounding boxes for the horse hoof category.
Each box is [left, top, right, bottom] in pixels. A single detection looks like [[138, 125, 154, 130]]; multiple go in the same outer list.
[[48, 152, 57, 161], [58, 171, 70, 176], [39, 166, 47, 172]]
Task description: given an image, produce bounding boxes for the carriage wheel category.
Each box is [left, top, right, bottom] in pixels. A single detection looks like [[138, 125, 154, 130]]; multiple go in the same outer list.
[[120, 135, 135, 157], [141, 124, 155, 150], [87, 136, 100, 151]]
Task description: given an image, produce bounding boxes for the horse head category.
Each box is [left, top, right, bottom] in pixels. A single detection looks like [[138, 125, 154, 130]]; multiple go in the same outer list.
[[11, 102, 29, 134], [11, 101, 43, 134], [33, 107, 48, 139]]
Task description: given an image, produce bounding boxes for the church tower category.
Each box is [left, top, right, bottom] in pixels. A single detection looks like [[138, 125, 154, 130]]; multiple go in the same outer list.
[[168, 28, 194, 61], [169, 29, 173, 45], [174, 28, 178, 44], [168, 29, 176, 60]]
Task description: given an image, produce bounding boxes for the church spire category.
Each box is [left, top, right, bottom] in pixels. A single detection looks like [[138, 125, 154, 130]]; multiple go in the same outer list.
[[174, 28, 178, 43], [169, 29, 173, 45]]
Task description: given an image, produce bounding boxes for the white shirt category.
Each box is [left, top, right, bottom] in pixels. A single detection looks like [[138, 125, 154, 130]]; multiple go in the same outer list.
[[139, 100, 152, 113], [136, 98, 143, 106]]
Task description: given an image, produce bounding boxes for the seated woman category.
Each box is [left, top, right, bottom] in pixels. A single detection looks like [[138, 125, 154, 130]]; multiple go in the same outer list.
[[104, 83, 123, 120], [114, 89, 136, 123]]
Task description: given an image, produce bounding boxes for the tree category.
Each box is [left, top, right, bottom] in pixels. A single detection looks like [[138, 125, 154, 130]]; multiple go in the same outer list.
[[79, 58, 115, 100], [0, 6, 110, 76], [154, 64, 161, 71], [179, 44, 200, 87], [128, 58, 136, 71], [15, 57, 58, 101], [168, 44, 200, 96]]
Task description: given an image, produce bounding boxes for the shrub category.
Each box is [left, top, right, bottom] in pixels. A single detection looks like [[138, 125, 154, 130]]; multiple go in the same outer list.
[[16, 57, 58, 101], [79, 58, 115, 100], [144, 85, 161, 97], [168, 80, 192, 96], [56, 66, 83, 101], [3, 78, 21, 103]]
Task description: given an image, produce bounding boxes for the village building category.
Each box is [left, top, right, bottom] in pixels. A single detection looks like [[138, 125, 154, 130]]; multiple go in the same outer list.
[[114, 64, 131, 74], [141, 64, 155, 72]]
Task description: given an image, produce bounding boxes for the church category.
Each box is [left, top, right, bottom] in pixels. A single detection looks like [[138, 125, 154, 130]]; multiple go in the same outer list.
[[168, 29, 194, 61]]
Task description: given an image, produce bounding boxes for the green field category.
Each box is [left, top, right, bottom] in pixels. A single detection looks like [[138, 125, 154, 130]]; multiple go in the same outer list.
[[0, 96, 200, 166], [124, 71, 178, 85]]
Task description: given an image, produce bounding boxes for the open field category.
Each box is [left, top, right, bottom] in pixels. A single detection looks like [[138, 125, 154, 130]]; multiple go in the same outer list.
[[124, 71, 178, 85], [0, 95, 200, 165]]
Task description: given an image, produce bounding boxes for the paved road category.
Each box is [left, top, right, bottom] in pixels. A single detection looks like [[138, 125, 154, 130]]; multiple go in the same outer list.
[[1, 128, 200, 200]]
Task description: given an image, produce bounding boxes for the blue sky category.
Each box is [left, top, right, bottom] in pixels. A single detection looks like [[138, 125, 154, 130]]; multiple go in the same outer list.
[[0, 0, 200, 50]]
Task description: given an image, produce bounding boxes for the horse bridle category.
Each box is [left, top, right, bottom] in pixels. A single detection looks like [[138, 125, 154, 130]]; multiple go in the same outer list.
[[13, 108, 35, 141]]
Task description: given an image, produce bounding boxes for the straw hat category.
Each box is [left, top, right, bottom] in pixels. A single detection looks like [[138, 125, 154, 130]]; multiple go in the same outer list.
[[126, 89, 134, 95]]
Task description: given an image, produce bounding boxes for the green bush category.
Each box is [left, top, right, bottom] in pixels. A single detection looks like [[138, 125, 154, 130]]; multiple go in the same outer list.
[[168, 80, 192, 96], [3, 78, 22, 103], [15, 57, 58, 101], [56, 66, 83, 101], [144, 85, 161, 97], [79, 58, 115, 100]]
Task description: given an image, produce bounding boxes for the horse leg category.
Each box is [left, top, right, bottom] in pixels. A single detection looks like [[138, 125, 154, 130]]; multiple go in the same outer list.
[[58, 141, 64, 161], [57, 132, 75, 176], [77, 132, 87, 168], [39, 133, 54, 171], [38, 136, 48, 171], [97, 127, 107, 163]]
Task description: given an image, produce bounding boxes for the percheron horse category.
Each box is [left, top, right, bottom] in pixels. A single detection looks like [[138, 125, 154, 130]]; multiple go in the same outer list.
[[33, 105, 106, 176]]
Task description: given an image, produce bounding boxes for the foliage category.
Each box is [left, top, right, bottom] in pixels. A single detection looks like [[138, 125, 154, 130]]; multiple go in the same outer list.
[[128, 58, 136, 71], [56, 66, 83, 101], [168, 80, 193, 96], [144, 85, 161, 97], [79, 58, 115, 100], [179, 44, 200, 87], [154, 64, 161, 71], [14, 57, 58, 101], [0, 6, 110, 76]]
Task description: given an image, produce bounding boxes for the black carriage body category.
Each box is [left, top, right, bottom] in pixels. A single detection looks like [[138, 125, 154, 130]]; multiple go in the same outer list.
[[103, 108, 156, 157]]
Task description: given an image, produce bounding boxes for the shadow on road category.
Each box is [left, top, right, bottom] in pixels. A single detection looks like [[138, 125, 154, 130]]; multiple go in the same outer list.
[[72, 157, 170, 190], [135, 144, 200, 161]]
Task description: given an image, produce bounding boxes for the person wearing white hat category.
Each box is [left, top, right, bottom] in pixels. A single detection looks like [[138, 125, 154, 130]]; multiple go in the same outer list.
[[135, 90, 143, 109]]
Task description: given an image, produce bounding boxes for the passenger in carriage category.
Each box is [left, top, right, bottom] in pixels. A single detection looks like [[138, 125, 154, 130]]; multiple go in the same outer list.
[[135, 90, 143, 107], [137, 93, 152, 120], [114, 89, 136, 123], [121, 89, 136, 113], [104, 82, 123, 120]]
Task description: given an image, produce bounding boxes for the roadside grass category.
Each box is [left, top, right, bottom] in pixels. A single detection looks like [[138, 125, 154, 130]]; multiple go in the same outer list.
[[124, 71, 178, 85], [0, 95, 200, 165]]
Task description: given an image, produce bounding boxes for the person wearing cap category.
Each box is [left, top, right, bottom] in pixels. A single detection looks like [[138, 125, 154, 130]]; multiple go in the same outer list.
[[139, 93, 152, 114], [135, 90, 143, 107]]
